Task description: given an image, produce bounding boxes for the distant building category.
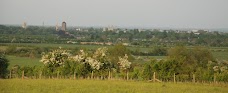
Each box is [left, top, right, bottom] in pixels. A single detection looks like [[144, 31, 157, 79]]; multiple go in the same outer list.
[[103, 27, 108, 32], [43, 21, 45, 27], [108, 25, 114, 31], [138, 29, 144, 32], [62, 21, 66, 31], [103, 26, 115, 32], [192, 30, 198, 33], [76, 28, 82, 31], [56, 22, 59, 31], [22, 22, 26, 29]]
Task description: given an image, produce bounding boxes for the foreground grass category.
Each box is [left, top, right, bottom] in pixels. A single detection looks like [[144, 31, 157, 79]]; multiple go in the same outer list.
[[0, 79, 227, 93]]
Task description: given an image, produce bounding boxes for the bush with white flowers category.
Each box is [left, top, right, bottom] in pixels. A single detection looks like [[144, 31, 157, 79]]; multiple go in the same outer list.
[[93, 47, 108, 58], [118, 54, 131, 80], [86, 57, 102, 70], [40, 48, 70, 67], [71, 50, 87, 63], [118, 54, 131, 70], [87, 47, 108, 70], [40, 47, 118, 79]]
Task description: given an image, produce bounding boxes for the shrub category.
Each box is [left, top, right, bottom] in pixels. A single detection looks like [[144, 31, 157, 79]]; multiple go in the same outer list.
[[0, 53, 9, 78]]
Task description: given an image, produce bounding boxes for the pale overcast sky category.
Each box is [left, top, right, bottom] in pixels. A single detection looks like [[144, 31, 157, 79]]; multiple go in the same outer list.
[[1, 0, 228, 28]]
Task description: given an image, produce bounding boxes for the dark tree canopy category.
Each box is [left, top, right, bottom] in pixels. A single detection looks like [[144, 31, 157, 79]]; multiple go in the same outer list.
[[0, 53, 9, 78]]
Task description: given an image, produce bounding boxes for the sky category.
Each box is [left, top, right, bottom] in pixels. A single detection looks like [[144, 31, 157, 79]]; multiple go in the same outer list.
[[1, 0, 228, 29]]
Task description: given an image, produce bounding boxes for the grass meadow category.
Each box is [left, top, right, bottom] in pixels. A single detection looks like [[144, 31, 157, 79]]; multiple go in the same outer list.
[[0, 79, 227, 93], [1, 44, 228, 93], [212, 51, 228, 60], [6, 56, 42, 69], [1, 43, 227, 68]]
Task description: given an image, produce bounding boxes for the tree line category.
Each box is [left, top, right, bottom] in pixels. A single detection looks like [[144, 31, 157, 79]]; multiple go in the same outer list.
[[1, 45, 228, 82], [1, 25, 228, 47], [1, 43, 167, 59]]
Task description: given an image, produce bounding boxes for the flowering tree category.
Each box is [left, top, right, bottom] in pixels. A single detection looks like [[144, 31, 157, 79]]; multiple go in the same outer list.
[[71, 48, 108, 78], [86, 57, 102, 70], [85, 57, 100, 78], [118, 54, 131, 80], [93, 47, 108, 59], [71, 50, 87, 63], [40, 48, 70, 77], [39, 47, 115, 79], [87, 47, 110, 79], [70, 49, 90, 78], [40, 48, 70, 67], [118, 54, 131, 70]]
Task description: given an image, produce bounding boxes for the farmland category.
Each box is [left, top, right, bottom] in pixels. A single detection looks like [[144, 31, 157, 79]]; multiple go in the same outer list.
[[0, 79, 227, 93], [6, 56, 42, 69], [0, 25, 228, 93], [0, 43, 228, 69], [1, 43, 227, 59], [1, 1, 228, 92]]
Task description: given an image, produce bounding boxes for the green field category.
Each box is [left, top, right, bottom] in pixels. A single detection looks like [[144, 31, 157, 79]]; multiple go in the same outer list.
[[1, 43, 228, 52], [0, 79, 227, 93], [2, 43, 228, 49], [1, 43, 228, 68], [6, 56, 42, 69], [212, 51, 228, 60], [0, 43, 106, 50], [5, 51, 226, 68]]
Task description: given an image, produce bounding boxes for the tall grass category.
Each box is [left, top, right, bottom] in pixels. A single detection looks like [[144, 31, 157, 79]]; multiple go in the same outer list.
[[0, 79, 227, 93]]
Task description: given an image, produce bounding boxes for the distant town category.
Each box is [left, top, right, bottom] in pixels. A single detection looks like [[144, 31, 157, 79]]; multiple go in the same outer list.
[[0, 21, 228, 47]]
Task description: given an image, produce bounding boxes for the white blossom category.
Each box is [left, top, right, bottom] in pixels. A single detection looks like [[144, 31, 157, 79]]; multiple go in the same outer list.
[[93, 47, 108, 58], [86, 57, 103, 70], [40, 48, 70, 66], [213, 66, 219, 72], [71, 49, 87, 63], [220, 66, 227, 72], [118, 54, 131, 70]]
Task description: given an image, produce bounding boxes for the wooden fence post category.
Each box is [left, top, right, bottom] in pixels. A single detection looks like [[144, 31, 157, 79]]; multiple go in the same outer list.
[[127, 71, 129, 80], [57, 71, 59, 79], [91, 71, 94, 79], [174, 73, 176, 83], [9, 70, 12, 79], [74, 72, 76, 80], [214, 74, 216, 83], [153, 72, 155, 82], [193, 74, 195, 83], [111, 71, 113, 80], [22, 70, 24, 79], [108, 70, 111, 80], [39, 71, 42, 79]]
